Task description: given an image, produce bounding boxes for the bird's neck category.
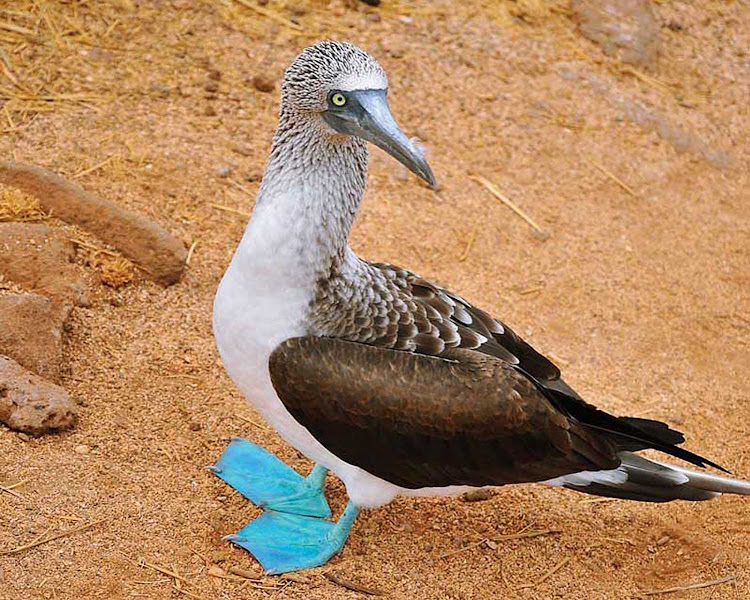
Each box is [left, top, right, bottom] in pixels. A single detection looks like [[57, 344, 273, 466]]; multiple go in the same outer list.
[[233, 111, 369, 282]]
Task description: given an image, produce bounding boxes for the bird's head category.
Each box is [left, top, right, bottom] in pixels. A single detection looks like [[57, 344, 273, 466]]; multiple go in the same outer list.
[[281, 40, 436, 188]]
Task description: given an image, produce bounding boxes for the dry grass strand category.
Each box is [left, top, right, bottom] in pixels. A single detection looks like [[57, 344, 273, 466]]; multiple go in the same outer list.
[[0, 186, 50, 222]]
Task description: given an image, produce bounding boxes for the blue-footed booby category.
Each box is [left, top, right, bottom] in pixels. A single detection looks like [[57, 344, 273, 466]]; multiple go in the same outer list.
[[211, 40, 750, 575]]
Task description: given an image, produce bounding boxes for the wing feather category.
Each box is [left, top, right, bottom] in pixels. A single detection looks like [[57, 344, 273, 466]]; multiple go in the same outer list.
[[269, 337, 619, 489], [307, 261, 721, 472]]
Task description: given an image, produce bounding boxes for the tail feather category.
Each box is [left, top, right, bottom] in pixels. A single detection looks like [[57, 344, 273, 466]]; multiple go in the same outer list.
[[545, 452, 750, 503]]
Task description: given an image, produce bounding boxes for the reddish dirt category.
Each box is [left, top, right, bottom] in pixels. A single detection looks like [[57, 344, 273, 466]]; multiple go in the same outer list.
[[1, 2, 748, 600]]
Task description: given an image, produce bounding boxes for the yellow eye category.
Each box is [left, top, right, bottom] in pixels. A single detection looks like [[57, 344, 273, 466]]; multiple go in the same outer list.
[[331, 92, 346, 107]]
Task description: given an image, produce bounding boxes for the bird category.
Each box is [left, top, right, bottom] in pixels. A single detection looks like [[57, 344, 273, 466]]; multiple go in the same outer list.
[[210, 40, 750, 575]]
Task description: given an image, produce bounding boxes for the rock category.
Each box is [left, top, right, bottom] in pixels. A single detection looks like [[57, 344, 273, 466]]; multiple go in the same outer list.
[[0, 161, 187, 286], [74, 444, 90, 455], [207, 565, 226, 578], [252, 74, 274, 94], [207, 69, 221, 81], [572, 0, 660, 66], [0, 223, 90, 306], [0, 355, 77, 435], [460, 488, 496, 503], [0, 293, 71, 382], [228, 565, 262, 579], [360, 0, 381, 6], [204, 81, 219, 93]]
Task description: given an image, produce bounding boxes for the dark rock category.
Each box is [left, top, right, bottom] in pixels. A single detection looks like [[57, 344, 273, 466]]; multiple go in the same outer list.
[[460, 488, 497, 503]]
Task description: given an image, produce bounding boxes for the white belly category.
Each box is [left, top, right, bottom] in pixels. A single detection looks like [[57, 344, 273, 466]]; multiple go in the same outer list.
[[214, 258, 412, 508]]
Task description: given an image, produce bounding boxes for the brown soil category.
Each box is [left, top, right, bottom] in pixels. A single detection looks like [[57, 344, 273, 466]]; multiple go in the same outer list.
[[1, 2, 748, 599]]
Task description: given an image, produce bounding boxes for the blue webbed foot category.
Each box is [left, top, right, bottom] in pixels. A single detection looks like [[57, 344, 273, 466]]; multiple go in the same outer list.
[[226, 501, 361, 575], [210, 437, 330, 518]]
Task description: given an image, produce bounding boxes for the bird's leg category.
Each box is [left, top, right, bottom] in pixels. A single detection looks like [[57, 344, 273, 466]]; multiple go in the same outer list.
[[209, 437, 331, 518], [225, 500, 361, 575]]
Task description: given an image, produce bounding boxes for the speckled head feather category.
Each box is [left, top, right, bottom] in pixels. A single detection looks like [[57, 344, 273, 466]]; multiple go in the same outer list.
[[282, 41, 388, 112]]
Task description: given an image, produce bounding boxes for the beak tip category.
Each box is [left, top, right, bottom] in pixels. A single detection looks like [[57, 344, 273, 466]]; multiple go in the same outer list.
[[423, 168, 438, 189]]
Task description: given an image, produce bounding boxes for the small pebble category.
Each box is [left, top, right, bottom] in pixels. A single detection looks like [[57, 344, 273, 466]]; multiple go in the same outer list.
[[666, 20, 683, 32], [189, 422, 201, 431], [229, 565, 262, 579], [17, 432, 30, 442], [656, 535, 670, 546], [207, 564, 226, 578], [204, 105, 217, 117], [461, 488, 496, 503], [257, 0, 268, 4], [204, 81, 219, 93], [110, 295, 123, 307], [252, 74, 274, 93], [366, 12, 381, 22], [231, 143, 252, 156], [149, 84, 170, 98], [360, 0, 381, 6], [215, 165, 232, 178], [207, 69, 221, 81], [74, 444, 90, 455]]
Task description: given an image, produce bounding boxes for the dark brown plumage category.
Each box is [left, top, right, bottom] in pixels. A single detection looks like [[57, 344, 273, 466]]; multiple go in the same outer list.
[[270, 337, 621, 488], [300, 260, 722, 488]]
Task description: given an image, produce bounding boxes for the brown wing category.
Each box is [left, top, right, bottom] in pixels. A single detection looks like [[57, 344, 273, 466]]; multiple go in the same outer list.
[[309, 262, 720, 472], [269, 336, 620, 489]]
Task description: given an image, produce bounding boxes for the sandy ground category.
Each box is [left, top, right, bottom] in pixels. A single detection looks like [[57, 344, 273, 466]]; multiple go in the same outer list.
[[1, 1, 749, 599]]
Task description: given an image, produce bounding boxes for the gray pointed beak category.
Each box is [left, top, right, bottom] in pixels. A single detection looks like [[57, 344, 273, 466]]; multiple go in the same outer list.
[[322, 89, 437, 188]]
